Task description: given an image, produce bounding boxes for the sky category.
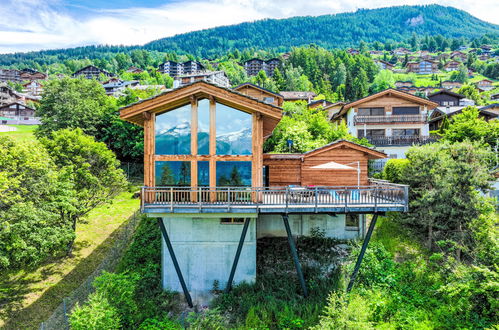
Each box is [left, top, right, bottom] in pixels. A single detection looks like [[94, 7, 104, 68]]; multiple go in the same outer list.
[[0, 0, 498, 54]]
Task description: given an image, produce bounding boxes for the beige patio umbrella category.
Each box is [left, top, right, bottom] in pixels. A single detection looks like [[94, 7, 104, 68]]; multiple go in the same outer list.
[[311, 161, 360, 187]]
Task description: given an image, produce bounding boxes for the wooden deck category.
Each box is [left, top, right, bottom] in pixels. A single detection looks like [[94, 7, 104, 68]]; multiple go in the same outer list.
[[141, 180, 409, 214]]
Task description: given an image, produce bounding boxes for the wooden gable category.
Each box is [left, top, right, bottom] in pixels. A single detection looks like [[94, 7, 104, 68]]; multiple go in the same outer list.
[[343, 89, 438, 111], [233, 83, 284, 107]]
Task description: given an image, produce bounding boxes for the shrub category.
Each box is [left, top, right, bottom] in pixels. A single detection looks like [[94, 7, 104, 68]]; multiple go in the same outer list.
[[187, 308, 228, 330], [381, 158, 409, 183], [69, 293, 121, 330], [138, 317, 182, 329]]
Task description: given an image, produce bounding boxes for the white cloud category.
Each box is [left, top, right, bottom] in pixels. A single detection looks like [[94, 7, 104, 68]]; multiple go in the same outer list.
[[0, 0, 497, 53]]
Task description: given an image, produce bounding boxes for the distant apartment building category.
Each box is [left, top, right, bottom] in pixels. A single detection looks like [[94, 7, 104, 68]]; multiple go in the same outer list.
[[158, 61, 205, 77], [0, 102, 40, 125], [243, 58, 281, 77], [0, 69, 21, 82], [19, 68, 47, 81], [72, 65, 113, 79], [173, 71, 230, 88]]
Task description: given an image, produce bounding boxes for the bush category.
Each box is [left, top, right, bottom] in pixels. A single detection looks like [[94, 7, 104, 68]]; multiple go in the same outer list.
[[381, 158, 409, 183], [138, 317, 182, 329], [69, 293, 121, 330]]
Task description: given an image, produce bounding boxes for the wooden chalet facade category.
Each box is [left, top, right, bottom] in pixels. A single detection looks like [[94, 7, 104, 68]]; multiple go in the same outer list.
[[233, 83, 283, 107], [444, 60, 460, 71], [119, 81, 408, 305], [72, 65, 113, 79], [0, 102, 39, 125], [428, 90, 465, 106], [173, 71, 230, 88], [429, 103, 499, 131], [243, 58, 281, 77], [406, 60, 438, 74]]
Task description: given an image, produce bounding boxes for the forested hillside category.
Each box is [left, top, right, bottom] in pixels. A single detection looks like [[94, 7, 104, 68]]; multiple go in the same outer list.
[[0, 4, 498, 66]]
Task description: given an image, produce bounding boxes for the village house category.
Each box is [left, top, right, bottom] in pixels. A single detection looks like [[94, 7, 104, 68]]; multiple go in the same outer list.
[[331, 88, 438, 162], [428, 89, 465, 107], [444, 60, 461, 71], [307, 100, 346, 120], [441, 80, 463, 90], [72, 65, 114, 79], [22, 80, 43, 96], [392, 47, 411, 56], [126, 66, 144, 74], [428, 103, 498, 131], [475, 79, 494, 91], [406, 60, 439, 74], [173, 71, 230, 88], [233, 83, 283, 107], [346, 48, 360, 55], [102, 79, 140, 95], [243, 58, 281, 77], [119, 81, 408, 305], [0, 69, 21, 82], [19, 68, 47, 81], [0, 102, 39, 125], [280, 91, 317, 103], [0, 84, 23, 106], [394, 81, 414, 88], [374, 59, 394, 71]]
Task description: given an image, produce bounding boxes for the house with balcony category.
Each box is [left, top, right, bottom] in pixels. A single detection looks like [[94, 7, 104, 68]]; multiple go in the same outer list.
[[72, 65, 113, 79], [406, 60, 439, 74], [243, 58, 281, 77], [233, 83, 283, 107], [119, 81, 408, 305], [331, 89, 438, 161], [173, 71, 230, 88]]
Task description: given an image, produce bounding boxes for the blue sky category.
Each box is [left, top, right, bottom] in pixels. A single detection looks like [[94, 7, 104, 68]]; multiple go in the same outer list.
[[0, 0, 498, 54]]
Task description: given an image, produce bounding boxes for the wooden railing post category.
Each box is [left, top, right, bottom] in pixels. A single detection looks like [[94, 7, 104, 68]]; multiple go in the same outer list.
[[314, 187, 318, 213], [170, 187, 174, 212]]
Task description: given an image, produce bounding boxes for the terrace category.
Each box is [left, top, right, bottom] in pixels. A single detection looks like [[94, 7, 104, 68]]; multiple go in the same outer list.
[[141, 179, 409, 214], [354, 114, 426, 124]]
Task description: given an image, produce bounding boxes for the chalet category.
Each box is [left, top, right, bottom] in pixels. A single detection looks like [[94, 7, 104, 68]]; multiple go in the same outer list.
[[324, 102, 346, 120], [393, 48, 411, 56], [72, 65, 113, 79], [444, 60, 461, 72], [0, 84, 23, 106], [243, 58, 281, 77], [308, 100, 334, 110], [479, 54, 490, 61], [347, 48, 359, 55], [450, 51, 467, 62], [281, 52, 291, 60], [428, 90, 465, 106], [491, 92, 499, 101], [0, 102, 39, 125], [395, 81, 414, 88], [374, 60, 394, 71], [331, 88, 438, 160], [233, 83, 283, 107], [119, 81, 408, 305], [396, 86, 419, 94], [475, 79, 494, 91], [19, 69, 47, 81], [369, 50, 384, 56], [429, 103, 498, 131], [157, 61, 204, 77], [173, 71, 230, 88], [0, 69, 21, 82], [406, 60, 438, 74], [280, 91, 316, 102], [480, 45, 492, 54], [102, 80, 140, 95], [126, 66, 144, 74], [441, 80, 463, 90], [438, 53, 450, 60], [23, 80, 43, 96]]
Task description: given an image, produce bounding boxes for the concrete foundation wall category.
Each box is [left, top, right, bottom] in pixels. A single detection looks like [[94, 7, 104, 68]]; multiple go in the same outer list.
[[257, 214, 364, 240], [161, 216, 256, 305]]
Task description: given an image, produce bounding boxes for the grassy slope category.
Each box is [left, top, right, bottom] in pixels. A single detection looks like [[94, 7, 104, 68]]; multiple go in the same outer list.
[[0, 125, 37, 142], [0, 191, 140, 330]]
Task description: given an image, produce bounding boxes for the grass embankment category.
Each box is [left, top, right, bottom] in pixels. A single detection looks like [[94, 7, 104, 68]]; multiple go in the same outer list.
[[0, 125, 37, 142], [0, 191, 140, 330]]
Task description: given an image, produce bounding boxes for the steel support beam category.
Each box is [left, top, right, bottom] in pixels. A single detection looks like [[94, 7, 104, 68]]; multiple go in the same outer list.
[[347, 213, 379, 293], [225, 218, 251, 293], [157, 218, 193, 307], [282, 214, 308, 297]]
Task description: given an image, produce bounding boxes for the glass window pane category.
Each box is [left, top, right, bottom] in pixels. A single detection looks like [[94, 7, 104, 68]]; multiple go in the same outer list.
[[155, 161, 191, 186], [216, 103, 252, 155], [216, 161, 251, 186], [358, 108, 370, 116], [155, 104, 191, 155], [392, 107, 419, 115], [198, 99, 210, 155], [198, 161, 209, 186], [371, 108, 385, 116]]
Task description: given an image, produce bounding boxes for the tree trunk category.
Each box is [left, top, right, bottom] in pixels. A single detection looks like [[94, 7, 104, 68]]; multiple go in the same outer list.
[[427, 217, 433, 250], [66, 216, 78, 256]]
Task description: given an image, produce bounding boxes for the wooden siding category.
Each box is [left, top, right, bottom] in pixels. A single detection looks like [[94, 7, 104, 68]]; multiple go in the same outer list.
[[353, 94, 422, 114], [264, 158, 302, 187], [235, 85, 283, 107]]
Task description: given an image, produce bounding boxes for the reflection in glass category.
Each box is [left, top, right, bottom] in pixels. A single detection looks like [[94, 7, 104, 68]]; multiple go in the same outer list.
[[155, 104, 191, 155], [198, 99, 210, 155], [216, 103, 252, 155], [155, 161, 191, 186], [198, 161, 209, 186], [216, 161, 251, 186]]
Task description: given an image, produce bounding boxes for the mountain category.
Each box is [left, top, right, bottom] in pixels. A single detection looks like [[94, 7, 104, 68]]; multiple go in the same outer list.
[[0, 5, 497, 66], [143, 5, 499, 57]]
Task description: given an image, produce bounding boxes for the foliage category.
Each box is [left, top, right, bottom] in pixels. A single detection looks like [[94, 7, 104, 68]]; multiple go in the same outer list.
[[457, 84, 483, 105], [381, 158, 410, 183], [187, 308, 228, 330], [370, 69, 396, 93], [0, 137, 74, 270], [35, 77, 112, 137], [40, 129, 127, 251], [69, 293, 121, 330], [449, 64, 468, 83], [138, 317, 182, 329], [439, 106, 499, 150]]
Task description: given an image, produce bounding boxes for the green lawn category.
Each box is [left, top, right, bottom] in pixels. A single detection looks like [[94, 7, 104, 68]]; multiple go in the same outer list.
[[0, 190, 140, 330], [0, 125, 38, 142]]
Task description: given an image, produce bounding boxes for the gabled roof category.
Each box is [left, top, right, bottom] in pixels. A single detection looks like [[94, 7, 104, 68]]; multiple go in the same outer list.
[[428, 89, 465, 99], [119, 81, 282, 135], [280, 91, 316, 100], [0, 102, 36, 111], [233, 82, 283, 98], [304, 140, 387, 160], [72, 65, 112, 76], [343, 88, 438, 111]]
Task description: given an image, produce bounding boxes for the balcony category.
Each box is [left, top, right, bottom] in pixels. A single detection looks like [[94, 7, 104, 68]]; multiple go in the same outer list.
[[354, 114, 426, 124], [140, 180, 409, 214], [363, 135, 438, 146]]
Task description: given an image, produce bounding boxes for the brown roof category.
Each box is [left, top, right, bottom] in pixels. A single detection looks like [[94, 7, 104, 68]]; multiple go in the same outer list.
[[280, 91, 317, 101], [304, 140, 387, 160]]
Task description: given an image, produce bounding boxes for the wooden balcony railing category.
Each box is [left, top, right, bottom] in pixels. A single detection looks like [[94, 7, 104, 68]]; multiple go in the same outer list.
[[363, 135, 438, 146], [354, 114, 426, 124], [141, 182, 409, 213]]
